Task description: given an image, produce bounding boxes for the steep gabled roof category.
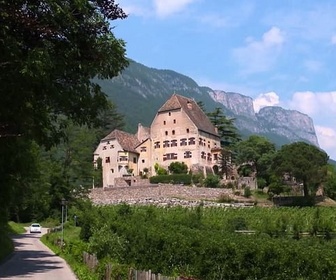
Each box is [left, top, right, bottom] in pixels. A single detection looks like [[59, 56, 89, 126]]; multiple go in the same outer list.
[[102, 129, 140, 153], [158, 94, 219, 136]]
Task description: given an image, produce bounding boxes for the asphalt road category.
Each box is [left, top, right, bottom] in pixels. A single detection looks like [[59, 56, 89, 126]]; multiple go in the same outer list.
[[0, 227, 77, 280]]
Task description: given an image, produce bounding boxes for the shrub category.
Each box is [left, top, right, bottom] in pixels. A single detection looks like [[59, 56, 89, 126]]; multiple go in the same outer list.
[[243, 187, 252, 198], [227, 216, 248, 232], [150, 174, 192, 185], [192, 173, 204, 185], [154, 163, 168, 175], [168, 162, 188, 174], [225, 182, 235, 189], [257, 178, 266, 189], [203, 175, 220, 188]]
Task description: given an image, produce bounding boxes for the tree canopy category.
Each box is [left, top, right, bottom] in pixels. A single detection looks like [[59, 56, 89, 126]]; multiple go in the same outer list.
[[234, 135, 276, 182], [271, 142, 329, 197], [0, 0, 128, 223], [0, 0, 128, 145], [207, 107, 240, 147]]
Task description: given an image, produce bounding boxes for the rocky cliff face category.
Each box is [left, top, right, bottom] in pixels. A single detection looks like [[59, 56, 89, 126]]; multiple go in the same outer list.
[[256, 106, 319, 146], [208, 90, 319, 147], [210, 90, 256, 119]]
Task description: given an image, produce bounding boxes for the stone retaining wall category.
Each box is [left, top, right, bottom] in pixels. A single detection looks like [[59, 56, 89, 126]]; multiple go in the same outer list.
[[89, 184, 254, 208]]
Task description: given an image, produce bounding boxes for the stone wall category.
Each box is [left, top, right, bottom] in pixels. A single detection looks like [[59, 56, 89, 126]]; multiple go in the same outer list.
[[89, 184, 254, 208]]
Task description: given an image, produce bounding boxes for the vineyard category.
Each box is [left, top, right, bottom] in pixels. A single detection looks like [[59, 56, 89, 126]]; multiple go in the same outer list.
[[68, 203, 336, 279]]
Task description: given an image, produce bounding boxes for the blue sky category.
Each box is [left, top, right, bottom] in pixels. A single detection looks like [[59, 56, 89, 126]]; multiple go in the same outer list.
[[115, 0, 336, 159]]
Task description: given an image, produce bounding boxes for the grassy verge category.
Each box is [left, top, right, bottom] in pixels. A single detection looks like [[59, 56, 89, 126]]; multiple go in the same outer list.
[[0, 222, 26, 263], [41, 224, 98, 280]]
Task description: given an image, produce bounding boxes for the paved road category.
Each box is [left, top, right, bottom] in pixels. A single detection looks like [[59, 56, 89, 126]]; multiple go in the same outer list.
[[0, 228, 77, 280]]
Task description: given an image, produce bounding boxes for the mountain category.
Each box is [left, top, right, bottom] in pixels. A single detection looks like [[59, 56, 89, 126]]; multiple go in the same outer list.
[[96, 59, 319, 148], [210, 90, 319, 146]]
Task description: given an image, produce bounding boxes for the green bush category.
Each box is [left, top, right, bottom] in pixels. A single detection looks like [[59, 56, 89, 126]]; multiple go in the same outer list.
[[244, 187, 252, 198], [203, 175, 220, 188], [149, 174, 192, 185], [191, 173, 204, 185], [224, 181, 235, 189], [257, 178, 267, 189], [168, 162, 188, 174]]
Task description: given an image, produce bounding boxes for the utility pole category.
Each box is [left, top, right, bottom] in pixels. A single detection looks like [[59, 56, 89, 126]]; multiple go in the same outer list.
[[61, 198, 66, 249]]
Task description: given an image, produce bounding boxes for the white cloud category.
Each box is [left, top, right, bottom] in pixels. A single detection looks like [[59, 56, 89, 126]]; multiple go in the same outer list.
[[253, 91, 280, 112], [288, 91, 336, 116], [116, 0, 152, 17], [153, 0, 196, 17], [233, 27, 285, 74], [315, 126, 336, 159]]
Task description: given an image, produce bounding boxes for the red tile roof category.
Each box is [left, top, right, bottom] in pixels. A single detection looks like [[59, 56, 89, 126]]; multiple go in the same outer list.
[[158, 94, 219, 136], [102, 129, 140, 153]]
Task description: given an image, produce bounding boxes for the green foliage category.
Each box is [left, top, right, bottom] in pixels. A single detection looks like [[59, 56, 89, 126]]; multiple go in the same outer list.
[[257, 178, 267, 189], [324, 165, 336, 199], [88, 224, 126, 260], [268, 182, 288, 195], [227, 216, 248, 232], [7, 221, 26, 234], [191, 173, 204, 185], [207, 107, 241, 147], [243, 187, 252, 198], [68, 205, 336, 279], [149, 174, 192, 185], [235, 135, 276, 183], [0, 0, 128, 225], [238, 163, 253, 176], [154, 163, 168, 175], [168, 162, 188, 174], [272, 142, 329, 197], [203, 175, 220, 188]]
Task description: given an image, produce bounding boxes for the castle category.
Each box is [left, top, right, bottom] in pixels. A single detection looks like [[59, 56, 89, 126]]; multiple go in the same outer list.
[[94, 94, 221, 187]]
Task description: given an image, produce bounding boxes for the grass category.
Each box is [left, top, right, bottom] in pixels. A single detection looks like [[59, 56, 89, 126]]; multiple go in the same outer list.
[[0, 221, 26, 263], [41, 223, 98, 280], [7, 221, 26, 234]]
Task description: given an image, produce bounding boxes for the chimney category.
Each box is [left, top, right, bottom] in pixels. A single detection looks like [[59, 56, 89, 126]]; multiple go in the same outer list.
[[187, 101, 192, 110]]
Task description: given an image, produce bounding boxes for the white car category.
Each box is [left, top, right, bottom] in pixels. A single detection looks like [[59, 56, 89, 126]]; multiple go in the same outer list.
[[30, 223, 42, 233]]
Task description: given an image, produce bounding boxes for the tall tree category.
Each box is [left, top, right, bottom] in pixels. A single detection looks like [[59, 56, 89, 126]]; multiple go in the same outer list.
[[0, 0, 128, 144], [234, 135, 276, 183], [96, 101, 125, 137], [207, 107, 240, 179], [0, 0, 128, 222], [271, 142, 329, 197], [207, 107, 240, 147]]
